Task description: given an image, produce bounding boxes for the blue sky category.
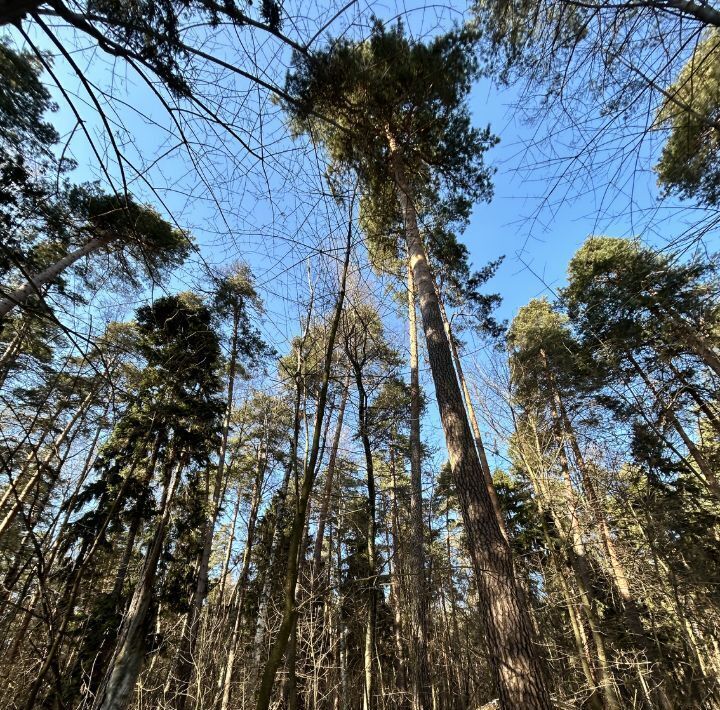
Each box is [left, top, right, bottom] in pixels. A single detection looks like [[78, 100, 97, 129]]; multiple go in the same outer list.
[[6, 1, 718, 478], [13, 0, 709, 330]]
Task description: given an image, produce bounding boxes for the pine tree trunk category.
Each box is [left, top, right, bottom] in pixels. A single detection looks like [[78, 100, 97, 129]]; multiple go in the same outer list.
[[387, 138, 551, 709], [435, 288, 508, 542], [0, 234, 114, 319], [0, 314, 31, 387]]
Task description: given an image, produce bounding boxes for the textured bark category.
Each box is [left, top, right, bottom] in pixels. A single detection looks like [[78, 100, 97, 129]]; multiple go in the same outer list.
[[664, 0, 720, 26], [406, 263, 433, 709], [0, 234, 114, 319], [435, 288, 508, 543], [388, 138, 551, 710]]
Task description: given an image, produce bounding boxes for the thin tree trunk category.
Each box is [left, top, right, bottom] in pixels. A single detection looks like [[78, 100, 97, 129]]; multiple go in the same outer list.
[[0, 386, 96, 539], [628, 351, 720, 499], [218, 487, 241, 603], [668, 359, 720, 436], [388, 136, 551, 709], [218, 439, 269, 709], [654, 303, 720, 378], [312, 375, 350, 575], [0, 315, 30, 388], [351, 360, 377, 710], [388, 446, 409, 706], [406, 262, 433, 709], [255, 219, 352, 710]]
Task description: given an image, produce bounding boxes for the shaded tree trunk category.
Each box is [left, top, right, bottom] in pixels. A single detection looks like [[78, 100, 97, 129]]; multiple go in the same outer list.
[[312, 373, 350, 575], [255, 220, 352, 710], [95, 454, 185, 710]]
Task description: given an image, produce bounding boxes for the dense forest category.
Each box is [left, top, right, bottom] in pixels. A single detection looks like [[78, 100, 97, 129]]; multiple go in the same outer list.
[[1, 1, 719, 709]]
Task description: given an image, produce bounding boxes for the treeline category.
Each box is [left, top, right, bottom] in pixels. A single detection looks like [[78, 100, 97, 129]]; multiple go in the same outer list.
[[1, 2, 720, 710]]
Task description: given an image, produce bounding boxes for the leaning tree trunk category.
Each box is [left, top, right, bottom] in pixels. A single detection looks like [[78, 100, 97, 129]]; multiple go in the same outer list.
[[0, 385, 96, 539], [312, 374, 350, 575], [628, 351, 720, 500], [94, 455, 184, 710], [388, 136, 551, 710], [406, 263, 433, 710], [0, 234, 114, 319], [652, 303, 720, 378]]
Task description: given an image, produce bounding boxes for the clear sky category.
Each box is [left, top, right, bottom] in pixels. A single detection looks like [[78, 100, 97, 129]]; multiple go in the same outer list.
[[6, 0, 718, 475]]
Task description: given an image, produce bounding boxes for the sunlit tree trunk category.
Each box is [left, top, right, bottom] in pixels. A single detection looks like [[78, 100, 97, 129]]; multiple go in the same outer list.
[[388, 136, 551, 709], [406, 263, 433, 709], [0, 233, 114, 319], [0, 386, 96, 539], [435, 286, 508, 541]]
